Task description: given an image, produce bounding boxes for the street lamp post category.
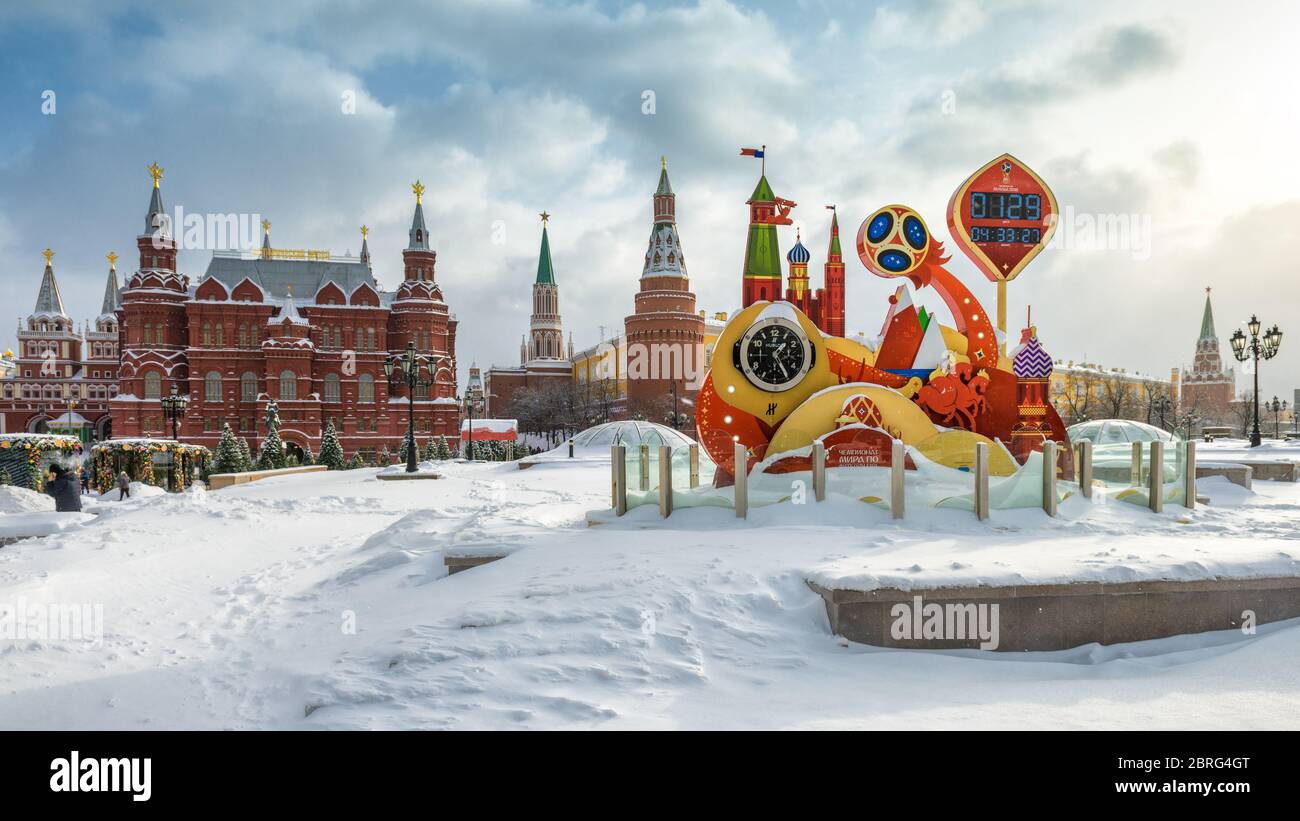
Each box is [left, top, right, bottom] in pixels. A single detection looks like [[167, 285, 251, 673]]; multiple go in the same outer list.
[[1267, 396, 1288, 440], [159, 384, 189, 490], [1152, 395, 1172, 431], [384, 342, 435, 473], [1230, 315, 1283, 447]]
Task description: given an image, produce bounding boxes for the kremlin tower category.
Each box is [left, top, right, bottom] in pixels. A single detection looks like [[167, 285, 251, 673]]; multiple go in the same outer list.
[[1181, 287, 1235, 424], [523, 213, 569, 362], [624, 158, 705, 420]]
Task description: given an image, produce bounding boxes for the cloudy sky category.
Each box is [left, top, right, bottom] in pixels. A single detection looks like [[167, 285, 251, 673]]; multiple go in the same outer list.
[[2, 0, 1297, 401]]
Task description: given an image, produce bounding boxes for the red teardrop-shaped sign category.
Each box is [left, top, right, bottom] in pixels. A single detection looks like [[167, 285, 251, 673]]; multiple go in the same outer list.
[[946, 153, 1057, 283]]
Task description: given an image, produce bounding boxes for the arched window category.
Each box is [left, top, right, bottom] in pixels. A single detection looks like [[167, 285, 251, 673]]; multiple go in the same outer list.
[[143, 323, 152, 345], [144, 371, 162, 399], [205, 371, 222, 402], [279, 370, 297, 400], [202, 323, 212, 346], [214, 324, 224, 346], [358, 373, 374, 403], [366, 328, 376, 351], [324, 373, 341, 403], [240, 372, 258, 402]]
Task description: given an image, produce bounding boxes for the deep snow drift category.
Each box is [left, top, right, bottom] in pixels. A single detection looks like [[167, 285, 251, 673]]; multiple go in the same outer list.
[[0, 450, 1298, 730]]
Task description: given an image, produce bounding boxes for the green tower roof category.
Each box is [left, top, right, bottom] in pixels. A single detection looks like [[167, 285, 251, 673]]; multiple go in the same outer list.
[[536, 224, 555, 285], [828, 211, 842, 257], [749, 174, 775, 202], [1199, 289, 1216, 341]]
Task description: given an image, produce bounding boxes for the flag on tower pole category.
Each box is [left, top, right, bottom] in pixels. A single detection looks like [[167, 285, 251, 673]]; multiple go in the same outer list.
[[740, 145, 766, 174]]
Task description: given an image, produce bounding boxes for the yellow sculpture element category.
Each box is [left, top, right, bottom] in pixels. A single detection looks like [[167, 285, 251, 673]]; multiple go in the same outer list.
[[147, 162, 163, 188], [412, 180, 425, 205], [42, 248, 54, 266], [360, 225, 369, 239], [106, 251, 118, 271], [261, 219, 271, 234], [539, 211, 550, 225], [767, 384, 939, 455], [914, 430, 1017, 476]]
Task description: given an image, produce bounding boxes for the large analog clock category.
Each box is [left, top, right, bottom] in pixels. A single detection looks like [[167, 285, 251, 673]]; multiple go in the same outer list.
[[733, 316, 814, 392]]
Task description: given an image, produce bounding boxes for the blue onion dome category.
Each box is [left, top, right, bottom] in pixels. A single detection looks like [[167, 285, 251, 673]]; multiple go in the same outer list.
[[787, 231, 810, 264]]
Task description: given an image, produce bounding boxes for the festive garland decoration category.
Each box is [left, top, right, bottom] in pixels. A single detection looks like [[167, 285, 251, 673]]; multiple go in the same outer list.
[[88, 439, 211, 494], [0, 433, 83, 491]]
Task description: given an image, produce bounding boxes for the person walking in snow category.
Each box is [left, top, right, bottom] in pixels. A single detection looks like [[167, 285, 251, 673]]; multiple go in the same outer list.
[[79, 467, 90, 495], [117, 470, 131, 501], [45, 465, 83, 513]]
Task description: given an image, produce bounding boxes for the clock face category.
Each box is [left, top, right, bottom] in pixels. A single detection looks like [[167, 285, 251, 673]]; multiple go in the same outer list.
[[735, 317, 813, 392]]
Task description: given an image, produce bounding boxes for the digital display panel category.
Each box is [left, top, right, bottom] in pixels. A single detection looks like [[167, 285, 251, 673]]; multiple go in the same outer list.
[[946, 154, 1058, 283]]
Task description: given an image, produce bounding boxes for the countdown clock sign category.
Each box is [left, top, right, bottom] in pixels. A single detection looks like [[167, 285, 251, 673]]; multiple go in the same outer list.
[[946, 153, 1058, 284]]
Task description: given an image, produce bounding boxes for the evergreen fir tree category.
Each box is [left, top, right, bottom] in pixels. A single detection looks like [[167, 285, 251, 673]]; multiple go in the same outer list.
[[347, 452, 365, 470], [422, 437, 436, 461], [434, 435, 451, 461], [0, 468, 11, 486], [214, 423, 243, 473], [256, 401, 286, 470], [398, 430, 417, 465], [237, 438, 254, 472], [318, 421, 345, 470], [300, 442, 315, 466], [377, 446, 392, 466]]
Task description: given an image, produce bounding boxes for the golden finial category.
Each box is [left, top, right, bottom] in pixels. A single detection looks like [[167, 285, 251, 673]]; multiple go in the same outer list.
[[286, 284, 293, 296], [42, 248, 54, 267], [147, 162, 163, 188], [360, 224, 369, 239], [261, 219, 271, 234], [539, 211, 550, 225], [412, 180, 425, 205], [106, 251, 118, 271]]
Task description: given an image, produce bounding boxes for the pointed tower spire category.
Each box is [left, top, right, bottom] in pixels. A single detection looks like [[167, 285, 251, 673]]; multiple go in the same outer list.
[[408, 180, 430, 250], [359, 225, 370, 267], [821, 205, 845, 337], [260, 219, 272, 258], [536, 212, 555, 284], [1199, 286, 1217, 341], [143, 162, 167, 236], [33, 248, 68, 317], [99, 251, 121, 320]]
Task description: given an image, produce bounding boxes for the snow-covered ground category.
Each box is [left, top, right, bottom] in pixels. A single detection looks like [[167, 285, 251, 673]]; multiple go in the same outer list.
[[1200, 436, 1300, 463], [0, 458, 1298, 730]]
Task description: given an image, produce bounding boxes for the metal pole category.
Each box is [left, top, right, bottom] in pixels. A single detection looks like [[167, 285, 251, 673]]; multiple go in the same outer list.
[[406, 373, 417, 473], [890, 439, 905, 519], [1182, 440, 1196, 510], [1251, 339, 1262, 447], [1149, 440, 1164, 513], [812, 441, 826, 502], [1078, 440, 1093, 499], [734, 442, 747, 519], [974, 442, 989, 521], [1041, 440, 1057, 517], [613, 444, 627, 516], [658, 445, 672, 518]]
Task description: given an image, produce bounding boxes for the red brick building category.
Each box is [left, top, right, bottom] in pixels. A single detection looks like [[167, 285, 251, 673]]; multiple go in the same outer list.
[[0, 250, 120, 440], [109, 169, 459, 461]]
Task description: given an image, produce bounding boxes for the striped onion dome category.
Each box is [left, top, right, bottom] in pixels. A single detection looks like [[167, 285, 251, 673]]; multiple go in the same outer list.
[[1011, 328, 1053, 378], [786, 232, 810, 264]]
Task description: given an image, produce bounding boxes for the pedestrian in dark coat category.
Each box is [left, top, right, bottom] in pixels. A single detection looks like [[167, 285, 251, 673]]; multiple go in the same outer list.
[[45, 466, 83, 513], [117, 471, 131, 501]]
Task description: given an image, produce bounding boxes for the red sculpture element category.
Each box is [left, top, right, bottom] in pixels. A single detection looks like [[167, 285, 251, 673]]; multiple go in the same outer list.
[[836, 394, 883, 429], [755, 197, 798, 226], [915, 363, 989, 429], [857, 205, 1000, 367]]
